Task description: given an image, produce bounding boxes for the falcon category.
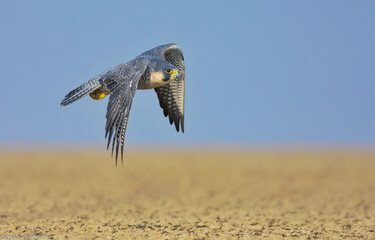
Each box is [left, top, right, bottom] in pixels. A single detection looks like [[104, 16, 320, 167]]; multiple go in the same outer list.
[[59, 43, 185, 164]]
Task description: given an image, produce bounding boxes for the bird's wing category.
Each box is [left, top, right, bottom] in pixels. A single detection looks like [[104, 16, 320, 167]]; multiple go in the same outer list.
[[104, 58, 149, 164], [153, 44, 185, 132]]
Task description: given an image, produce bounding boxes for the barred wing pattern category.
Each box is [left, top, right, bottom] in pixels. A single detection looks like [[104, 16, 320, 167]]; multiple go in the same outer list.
[[154, 75, 185, 132], [104, 59, 148, 164], [154, 45, 185, 132]]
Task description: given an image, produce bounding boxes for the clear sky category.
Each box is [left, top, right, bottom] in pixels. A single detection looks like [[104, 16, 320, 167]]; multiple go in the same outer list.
[[0, 1, 374, 146]]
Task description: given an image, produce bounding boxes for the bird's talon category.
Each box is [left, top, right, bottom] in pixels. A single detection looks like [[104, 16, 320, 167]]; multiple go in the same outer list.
[[90, 89, 109, 100]]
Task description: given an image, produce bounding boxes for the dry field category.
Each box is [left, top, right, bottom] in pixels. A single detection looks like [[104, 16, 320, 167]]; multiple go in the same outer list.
[[0, 151, 374, 239]]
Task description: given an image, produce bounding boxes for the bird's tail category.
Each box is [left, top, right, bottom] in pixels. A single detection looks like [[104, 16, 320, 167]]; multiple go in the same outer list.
[[59, 78, 101, 107]]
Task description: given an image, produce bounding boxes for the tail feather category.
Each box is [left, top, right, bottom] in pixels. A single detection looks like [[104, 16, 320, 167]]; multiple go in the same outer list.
[[59, 78, 101, 107]]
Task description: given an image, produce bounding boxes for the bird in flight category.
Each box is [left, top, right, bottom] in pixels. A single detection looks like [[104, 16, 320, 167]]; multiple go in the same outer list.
[[59, 43, 185, 164]]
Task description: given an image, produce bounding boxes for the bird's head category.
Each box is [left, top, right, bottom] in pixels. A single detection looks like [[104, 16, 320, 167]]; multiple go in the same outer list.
[[163, 67, 180, 82], [149, 59, 180, 87]]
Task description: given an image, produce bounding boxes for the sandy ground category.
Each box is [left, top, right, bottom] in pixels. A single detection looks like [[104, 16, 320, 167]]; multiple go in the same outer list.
[[0, 151, 374, 239]]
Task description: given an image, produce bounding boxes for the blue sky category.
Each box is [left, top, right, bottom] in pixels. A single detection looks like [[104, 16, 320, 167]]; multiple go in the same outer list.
[[0, 1, 374, 146]]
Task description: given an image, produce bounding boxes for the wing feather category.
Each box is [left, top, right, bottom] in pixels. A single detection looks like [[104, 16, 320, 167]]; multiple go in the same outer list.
[[104, 58, 148, 164], [153, 44, 185, 132]]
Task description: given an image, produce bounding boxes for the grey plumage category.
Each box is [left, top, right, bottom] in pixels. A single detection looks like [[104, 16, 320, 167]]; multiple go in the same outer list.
[[140, 44, 185, 132], [59, 78, 101, 107], [59, 43, 185, 164]]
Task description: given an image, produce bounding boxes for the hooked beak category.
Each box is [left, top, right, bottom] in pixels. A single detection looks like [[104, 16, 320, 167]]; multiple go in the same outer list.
[[172, 70, 180, 79]]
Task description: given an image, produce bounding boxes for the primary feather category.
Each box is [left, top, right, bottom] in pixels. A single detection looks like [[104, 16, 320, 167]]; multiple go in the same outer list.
[[59, 44, 185, 164]]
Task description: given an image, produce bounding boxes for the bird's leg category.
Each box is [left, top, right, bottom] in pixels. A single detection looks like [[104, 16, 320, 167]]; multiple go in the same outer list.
[[89, 88, 109, 100]]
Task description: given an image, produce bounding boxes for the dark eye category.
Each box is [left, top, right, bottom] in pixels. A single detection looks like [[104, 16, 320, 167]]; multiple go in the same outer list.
[[165, 69, 172, 74]]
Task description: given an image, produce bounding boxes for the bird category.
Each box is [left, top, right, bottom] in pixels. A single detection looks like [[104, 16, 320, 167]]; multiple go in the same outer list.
[[59, 43, 185, 164]]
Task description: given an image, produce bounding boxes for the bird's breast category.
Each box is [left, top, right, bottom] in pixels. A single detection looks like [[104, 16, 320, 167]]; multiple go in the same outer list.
[[137, 71, 173, 89]]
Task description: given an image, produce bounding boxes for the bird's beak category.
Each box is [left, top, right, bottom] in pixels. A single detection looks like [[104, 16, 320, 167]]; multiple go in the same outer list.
[[172, 70, 180, 79]]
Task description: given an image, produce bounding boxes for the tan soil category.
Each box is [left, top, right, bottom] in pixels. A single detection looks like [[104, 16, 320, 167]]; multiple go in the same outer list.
[[0, 151, 374, 239]]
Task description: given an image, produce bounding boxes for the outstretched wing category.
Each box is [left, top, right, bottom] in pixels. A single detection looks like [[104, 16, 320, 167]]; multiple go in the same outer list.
[[153, 44, 185, 132], [104, 58, 149, 164]]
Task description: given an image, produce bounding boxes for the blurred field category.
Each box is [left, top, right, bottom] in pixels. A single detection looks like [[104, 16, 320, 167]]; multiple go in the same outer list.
[[0, 151, 374, 239]]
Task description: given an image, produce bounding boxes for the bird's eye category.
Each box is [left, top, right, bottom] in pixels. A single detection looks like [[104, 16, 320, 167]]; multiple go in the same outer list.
[[166, 69, 172, 74]]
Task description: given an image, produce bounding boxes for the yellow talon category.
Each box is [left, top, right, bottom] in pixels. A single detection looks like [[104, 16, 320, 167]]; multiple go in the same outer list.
[[90, 89, 109, 100], [98, 92, 107, 99]]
